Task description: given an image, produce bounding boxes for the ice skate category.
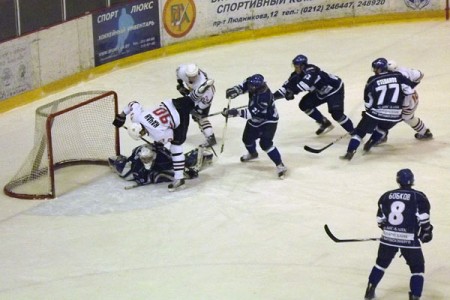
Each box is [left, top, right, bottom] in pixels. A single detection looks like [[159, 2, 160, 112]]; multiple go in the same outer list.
[[315, 118, 334, 135], [168, 179, 185, 192], [276, 163, 287, 179], [375, 134, 388, 146], [200, 134, 217, 147], [414, 129, 433, 140], [340, 151, 355, 161], [364, 283, 376, 300], [240, 152, 258, 162], [363, 138, 377, 152], [409, 291, 420, 300]]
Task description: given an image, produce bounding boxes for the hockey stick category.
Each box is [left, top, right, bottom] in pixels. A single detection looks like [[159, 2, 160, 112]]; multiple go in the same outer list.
[[220, 98, 233, 153], [208, 105, 247, 117], [324, 224, 379, 243], [208, 145, 218, 157], [304, 133, 349, 154], [124, 182, 145, 190]]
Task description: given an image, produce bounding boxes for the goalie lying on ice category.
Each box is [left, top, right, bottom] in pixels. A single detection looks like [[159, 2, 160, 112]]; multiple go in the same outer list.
[[108, 142, 213, 186]]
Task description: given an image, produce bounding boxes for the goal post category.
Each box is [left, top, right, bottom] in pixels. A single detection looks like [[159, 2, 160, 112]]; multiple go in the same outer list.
[[4, 91, 120, 200], [447, 0, 449, 20]]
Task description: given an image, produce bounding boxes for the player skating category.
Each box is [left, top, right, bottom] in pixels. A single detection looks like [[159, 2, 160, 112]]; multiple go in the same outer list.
[[274, 54, 354, 135], [176, 63, 216, 147], [340, 58, 415, 160], [376, 60, 433, 144], [222, 74, 287, 179]]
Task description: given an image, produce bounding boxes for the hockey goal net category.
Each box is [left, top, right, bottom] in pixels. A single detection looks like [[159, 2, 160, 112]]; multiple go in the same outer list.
[[4, 91, 120, 199]]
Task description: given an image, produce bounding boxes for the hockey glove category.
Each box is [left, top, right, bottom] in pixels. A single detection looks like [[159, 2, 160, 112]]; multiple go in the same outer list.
[[419, 224, 433, 243], [222, 108, 239, 118], [113, 113, 126, 128], [191, 107, 204, 122], [285, 89, 295, 100], [177, 83, 190, 96], [273, 91, 284, 100], [226, 86, 243, 99]]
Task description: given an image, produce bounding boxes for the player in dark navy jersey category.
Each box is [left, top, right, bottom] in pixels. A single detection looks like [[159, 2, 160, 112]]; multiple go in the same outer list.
[[108, 143, 213, 186], [364, 169, 433, 300], [341, 58, 416, 160], [222, 74, 287, 179], [274, 54, 354, 135]]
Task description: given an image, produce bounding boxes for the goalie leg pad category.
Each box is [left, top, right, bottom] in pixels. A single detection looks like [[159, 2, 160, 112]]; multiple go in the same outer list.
[[202, 152, 214, 167], [109, 155, 134, 180], [184, 148, 199, 168]]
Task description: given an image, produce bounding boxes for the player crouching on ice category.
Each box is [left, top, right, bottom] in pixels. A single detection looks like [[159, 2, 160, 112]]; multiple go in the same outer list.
[[109, 136, 213, 188]]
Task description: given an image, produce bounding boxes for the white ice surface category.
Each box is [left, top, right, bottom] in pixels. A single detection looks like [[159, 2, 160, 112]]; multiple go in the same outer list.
[[0, 20, 449, 299]]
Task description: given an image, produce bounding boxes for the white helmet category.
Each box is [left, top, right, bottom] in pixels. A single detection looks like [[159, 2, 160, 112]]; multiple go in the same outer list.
[[127, 123, 144, 141], [185, 64, 199, 77], [387, 60, 398, 71], [139, 145, 154, 167]]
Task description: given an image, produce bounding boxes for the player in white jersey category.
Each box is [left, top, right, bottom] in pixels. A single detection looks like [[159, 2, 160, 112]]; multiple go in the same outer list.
[[113, 97, 195, 191], [386, 60, 433, 140], [176, 63, 216, 147]]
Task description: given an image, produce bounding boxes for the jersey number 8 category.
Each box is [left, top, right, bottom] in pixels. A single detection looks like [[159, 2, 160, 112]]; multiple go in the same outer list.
[[388, 201, 405, 225]]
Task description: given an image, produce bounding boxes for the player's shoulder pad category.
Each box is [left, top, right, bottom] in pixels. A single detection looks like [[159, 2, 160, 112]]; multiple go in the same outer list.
[[305, 64, 319, 73]]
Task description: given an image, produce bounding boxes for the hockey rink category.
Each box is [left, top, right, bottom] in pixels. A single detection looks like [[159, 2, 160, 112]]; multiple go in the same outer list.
[[1, 20, 449, 299]]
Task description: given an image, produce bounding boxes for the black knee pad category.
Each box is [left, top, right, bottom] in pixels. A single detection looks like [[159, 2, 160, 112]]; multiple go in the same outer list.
[[409, 263, 425, 274], [242, 135, 253, 145], [330, 110, 344, 122], [259, 139, 273, 151], [298, 101, 308, 112], [375, 257, 393, 269]]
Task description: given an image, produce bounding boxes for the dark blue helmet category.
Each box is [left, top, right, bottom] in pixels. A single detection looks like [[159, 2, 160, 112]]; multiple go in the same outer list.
[[247, 74, 265, 92], [396, 168, 414, 186], [292, 54, 308, 66], [372, 58, 388, 72]]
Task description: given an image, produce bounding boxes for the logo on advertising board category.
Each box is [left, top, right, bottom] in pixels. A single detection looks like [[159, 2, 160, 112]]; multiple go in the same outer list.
[[92, 0, 161, 66], [404, 0, 430, 10], [163, 0, 196, 38], [0, 42, 33, 100]]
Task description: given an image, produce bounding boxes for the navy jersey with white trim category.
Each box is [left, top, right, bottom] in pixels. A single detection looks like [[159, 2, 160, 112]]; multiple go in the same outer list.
[[280, 64, 343, 99], [364, 71, 415, 122], [238, 80, 278, 127], [377, 187, 431, 248]]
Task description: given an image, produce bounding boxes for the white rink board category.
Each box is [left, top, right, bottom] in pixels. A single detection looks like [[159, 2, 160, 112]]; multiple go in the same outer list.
[[167, 0, 444, 41]]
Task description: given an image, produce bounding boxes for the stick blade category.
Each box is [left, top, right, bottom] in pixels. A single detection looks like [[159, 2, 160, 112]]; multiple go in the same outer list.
[[324, 224, 340, 242], [304, 145, 324, 154], [324, 224, 379, 243]]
